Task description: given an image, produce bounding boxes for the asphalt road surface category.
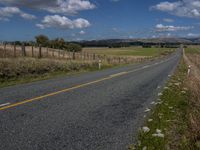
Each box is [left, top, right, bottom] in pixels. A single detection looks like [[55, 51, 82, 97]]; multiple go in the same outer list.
[[0, 50, 181, 150]]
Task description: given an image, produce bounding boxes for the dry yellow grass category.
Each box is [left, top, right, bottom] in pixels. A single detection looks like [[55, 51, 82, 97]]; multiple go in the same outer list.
[[184, 49, 200, 148]]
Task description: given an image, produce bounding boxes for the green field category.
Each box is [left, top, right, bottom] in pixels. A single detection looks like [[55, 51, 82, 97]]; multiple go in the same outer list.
[[185, 48, 200, 54], [83, 47, 175, 57]]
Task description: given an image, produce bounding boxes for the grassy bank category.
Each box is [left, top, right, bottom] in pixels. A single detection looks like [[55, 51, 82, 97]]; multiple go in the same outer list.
[[83, 47, 174, 57], [131, 59, 192, 150], [131, 45, 200, 149], [0, 58, 113, 88]]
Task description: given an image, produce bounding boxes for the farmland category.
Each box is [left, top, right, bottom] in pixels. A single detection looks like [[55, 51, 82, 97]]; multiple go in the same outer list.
[[83, 47, 175, 57]]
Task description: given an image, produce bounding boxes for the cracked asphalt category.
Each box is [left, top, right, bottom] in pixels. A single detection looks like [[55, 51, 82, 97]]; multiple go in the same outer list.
[[0, 50, 181, 150]]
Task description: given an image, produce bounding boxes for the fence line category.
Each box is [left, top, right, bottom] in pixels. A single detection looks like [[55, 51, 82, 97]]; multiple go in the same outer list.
[[0, 44, 153, 64]]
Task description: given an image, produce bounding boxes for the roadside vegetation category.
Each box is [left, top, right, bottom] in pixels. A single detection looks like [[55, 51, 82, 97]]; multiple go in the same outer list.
[[0, 58, 113, 88], [0, 38, 176, 88], [83, 47, 174, 57], [131, 47, 200, 150]]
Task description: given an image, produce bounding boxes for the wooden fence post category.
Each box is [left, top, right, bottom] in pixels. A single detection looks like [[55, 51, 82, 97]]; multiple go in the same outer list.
[[22, 44, 26, 57], [38, 46, 42, 58], [93, 53, 96, 60], [52, 49, 55, 58], [62, 51, 65, 58], [72, 51, 75, 60], [46, 48, 49, 57], [58, 50, 60, 58], [4, 44, 6, 57], [31, 46, 34, 57], [87, 53, 89, 60], [83, 52, 86, 60], [14, 44, 16, 57]]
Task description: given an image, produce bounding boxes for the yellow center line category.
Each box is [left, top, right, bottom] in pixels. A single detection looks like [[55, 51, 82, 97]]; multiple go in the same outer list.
[[0, 72, 128, 111], [0, 58, 171, 111], [109, 72, 128, 77]]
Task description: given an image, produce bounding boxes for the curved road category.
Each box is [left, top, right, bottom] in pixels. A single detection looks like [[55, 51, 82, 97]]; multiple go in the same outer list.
[[0, 50, 181, 150]]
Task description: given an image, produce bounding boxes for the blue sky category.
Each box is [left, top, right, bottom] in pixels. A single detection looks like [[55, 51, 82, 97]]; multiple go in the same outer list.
[[0, 0, 200, 41]]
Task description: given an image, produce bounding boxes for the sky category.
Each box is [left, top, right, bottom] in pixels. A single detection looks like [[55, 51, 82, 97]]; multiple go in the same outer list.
[[0, 0, 200, 41]]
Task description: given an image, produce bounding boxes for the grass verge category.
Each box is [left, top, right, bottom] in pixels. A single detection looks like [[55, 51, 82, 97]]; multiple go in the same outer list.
[[0, 58, 114, 88], [130, 59, 193, 150]]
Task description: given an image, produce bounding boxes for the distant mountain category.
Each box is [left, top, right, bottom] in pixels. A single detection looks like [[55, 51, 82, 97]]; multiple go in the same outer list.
[[79, 37, 200, 45]]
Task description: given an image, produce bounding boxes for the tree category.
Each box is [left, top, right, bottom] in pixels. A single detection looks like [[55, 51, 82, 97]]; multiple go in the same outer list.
[[66, 43, 82, 52], [35, 35, 49, 46], [50, 38, 66, 49]]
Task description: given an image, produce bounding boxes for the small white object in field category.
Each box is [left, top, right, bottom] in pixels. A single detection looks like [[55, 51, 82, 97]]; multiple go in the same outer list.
[[148, 119, 153, 122], [142, 146, 147, 150], [157, 86, 161, 89], [168, 75, 171, 77], [188, 65, 191, 76], [164, 87, 169, 89], [169, 106, 173, 109], [181, 91, 186, 94], [152, 129, 165, 138], [151, 101, 155, 105], [144, 108, 151, 112], [156, 129, 162, 133], [158, 93, 163, 96], [174, 83, 180, 86], [152, 133, 165, 138], [138, 140, 141, 146], [142, 127, 150, 133]]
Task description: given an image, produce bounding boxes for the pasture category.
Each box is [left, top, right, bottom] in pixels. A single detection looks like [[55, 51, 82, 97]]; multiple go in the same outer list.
[[83, 47, 175, 57]]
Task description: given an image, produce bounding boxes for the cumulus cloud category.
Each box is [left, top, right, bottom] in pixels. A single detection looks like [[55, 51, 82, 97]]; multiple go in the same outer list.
[[152, 0, 200, 18], [0, 0, 95, 15], [0, 6, 36, 21], [36, 15, 90, 29], [155, 24, 193, 32]]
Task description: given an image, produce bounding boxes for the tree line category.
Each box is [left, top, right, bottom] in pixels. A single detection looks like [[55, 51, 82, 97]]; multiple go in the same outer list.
[[35, 35, 82, 52], [2, 35, 82, 52]]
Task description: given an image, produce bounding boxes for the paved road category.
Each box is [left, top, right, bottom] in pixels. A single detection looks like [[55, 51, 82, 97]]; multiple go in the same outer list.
[[0, 50, 181, 150]]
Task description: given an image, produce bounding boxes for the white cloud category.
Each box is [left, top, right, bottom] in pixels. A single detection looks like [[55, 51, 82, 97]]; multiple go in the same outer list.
[[0, 0, 96, 15], [152, 1, 180, 12], [187, 33, 200, 37], [152, 0, 200, 18], [163, 18, 174, 23], [36, 15, 90, 30], [0, 6, 36, 21], [155, 24, 193, 32], [79, 30, 86, 34]]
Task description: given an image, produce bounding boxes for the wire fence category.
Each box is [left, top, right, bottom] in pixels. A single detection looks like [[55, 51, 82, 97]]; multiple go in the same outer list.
[[0, 44, 153, 64]]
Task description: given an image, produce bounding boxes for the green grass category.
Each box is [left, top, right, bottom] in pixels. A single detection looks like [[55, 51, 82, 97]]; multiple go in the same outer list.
[[131, 59, 190, 150], [83, 47, 174, 57], [185, 48, 200, 54]]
